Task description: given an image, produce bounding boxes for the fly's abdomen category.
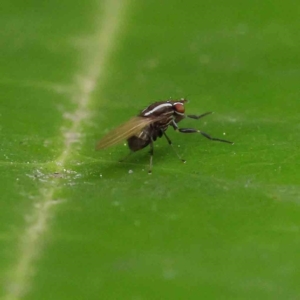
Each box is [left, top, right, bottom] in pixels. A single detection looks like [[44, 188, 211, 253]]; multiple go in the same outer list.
[[127, 122, 168, 152], [127, 127, 151, 152], [127, 135, 150, 151]]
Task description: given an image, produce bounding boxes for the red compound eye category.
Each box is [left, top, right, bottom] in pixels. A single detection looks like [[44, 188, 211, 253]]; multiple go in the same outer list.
[[174, 103, 185, 113]]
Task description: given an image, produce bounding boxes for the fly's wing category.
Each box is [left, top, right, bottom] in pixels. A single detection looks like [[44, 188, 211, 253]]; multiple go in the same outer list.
[[96, 116, 158, 150]]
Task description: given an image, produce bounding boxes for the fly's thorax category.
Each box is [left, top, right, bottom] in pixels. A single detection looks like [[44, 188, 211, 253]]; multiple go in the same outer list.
[[137, 99, 187, 135], [140, 99, 187, 118], [141, 102, 174, 117], [155, 115, 174, 131]]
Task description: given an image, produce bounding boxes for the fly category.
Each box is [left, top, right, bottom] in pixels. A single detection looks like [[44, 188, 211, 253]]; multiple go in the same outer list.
[[96, 98, 233, 173]]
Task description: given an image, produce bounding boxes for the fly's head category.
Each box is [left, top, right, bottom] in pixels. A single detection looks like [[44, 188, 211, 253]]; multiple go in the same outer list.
[[171, 98, 187, 123]]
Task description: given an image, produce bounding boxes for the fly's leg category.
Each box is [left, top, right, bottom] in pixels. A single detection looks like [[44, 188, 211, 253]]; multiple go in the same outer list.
[[163, 132, 186, 163], [119, 151, 133, 163], [172, 120, 233, 144], [148, 139, 154, 174], [177, 128, 233, 144], [187, 112, 213, 120]]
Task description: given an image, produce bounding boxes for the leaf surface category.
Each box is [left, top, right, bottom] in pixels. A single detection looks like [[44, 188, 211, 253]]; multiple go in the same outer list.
[[1, 0, 300, 299]]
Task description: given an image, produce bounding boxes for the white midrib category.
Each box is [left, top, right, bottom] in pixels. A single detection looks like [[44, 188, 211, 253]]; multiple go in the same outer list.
[[3, 1, 128, 298]]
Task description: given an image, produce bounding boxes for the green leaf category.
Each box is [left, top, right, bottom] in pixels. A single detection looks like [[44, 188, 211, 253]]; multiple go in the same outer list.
[[1, 0, 300, 299]]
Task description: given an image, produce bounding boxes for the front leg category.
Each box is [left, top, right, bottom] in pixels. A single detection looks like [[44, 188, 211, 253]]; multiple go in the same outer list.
[[186, 112, 212, 120]]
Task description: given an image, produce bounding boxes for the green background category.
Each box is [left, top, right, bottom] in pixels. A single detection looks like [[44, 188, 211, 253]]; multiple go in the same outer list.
[[1, 0, 300, 299]]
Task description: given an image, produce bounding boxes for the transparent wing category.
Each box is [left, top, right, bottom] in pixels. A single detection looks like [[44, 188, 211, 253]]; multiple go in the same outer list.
[[96, 116, 159, 150]]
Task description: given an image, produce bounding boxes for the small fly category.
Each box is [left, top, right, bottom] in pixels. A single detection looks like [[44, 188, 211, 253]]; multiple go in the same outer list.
[[96, 99, 233, 173]]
